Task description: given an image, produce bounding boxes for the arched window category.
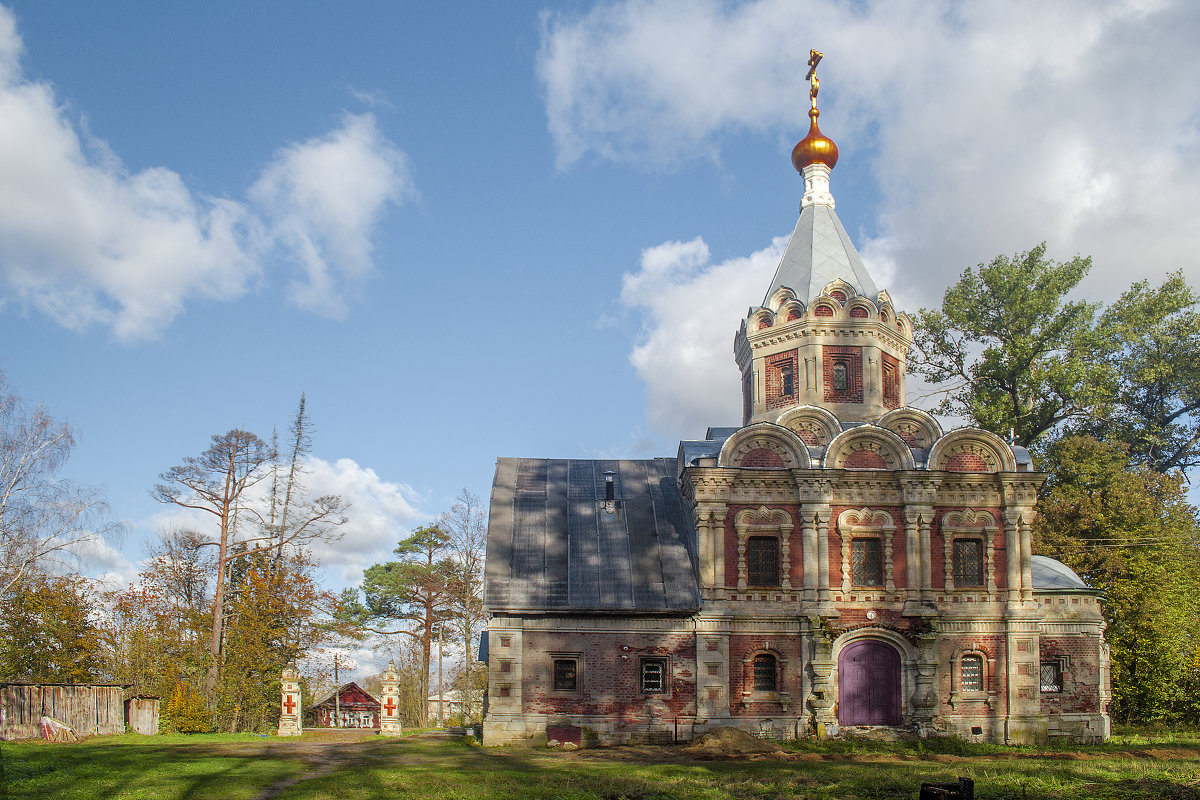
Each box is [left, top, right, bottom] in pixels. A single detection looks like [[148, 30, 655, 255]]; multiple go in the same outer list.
[[833, 361, 849, 391], [753, 654, 777, 692], [960, 654, 984, 692]]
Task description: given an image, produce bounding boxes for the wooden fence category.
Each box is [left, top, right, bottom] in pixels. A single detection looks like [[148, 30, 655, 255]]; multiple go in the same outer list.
[[0, 684, 126, 740]]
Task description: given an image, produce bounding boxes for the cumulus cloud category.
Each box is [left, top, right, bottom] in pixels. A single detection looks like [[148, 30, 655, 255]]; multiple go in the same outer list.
[[250, 114, 414, 317], [0, 6, 413, 340], [542, 0, 1200, 437], [620, 236, 783, 440]]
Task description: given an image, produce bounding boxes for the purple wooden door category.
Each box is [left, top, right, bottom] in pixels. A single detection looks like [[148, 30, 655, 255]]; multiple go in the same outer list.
[[838, 640, 901, 726]]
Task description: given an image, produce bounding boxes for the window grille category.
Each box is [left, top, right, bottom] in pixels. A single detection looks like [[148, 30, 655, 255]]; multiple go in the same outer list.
[[747, 537, 781, 586], [953, 539, 984, 587], [753, 654, 777, 692], [833, 361, 849, 391], [961, 654, 983, 692], [851, 538, 883, 586], [641, 659, 667, 693], [553, 659, 577, 691], [1041, 661, 1063, 693]]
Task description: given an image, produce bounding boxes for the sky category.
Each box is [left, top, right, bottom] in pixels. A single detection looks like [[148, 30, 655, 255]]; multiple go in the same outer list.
[[2, 1, 1199, 674]]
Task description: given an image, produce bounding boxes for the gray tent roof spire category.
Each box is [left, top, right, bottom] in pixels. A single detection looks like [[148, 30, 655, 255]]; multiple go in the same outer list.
[[762, 58, 880, 307]]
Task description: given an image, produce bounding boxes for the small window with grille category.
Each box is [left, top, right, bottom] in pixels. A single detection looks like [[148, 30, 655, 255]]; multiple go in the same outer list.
[[753, 654, 777, 692], [1041, 660, 1064, 693], [851, 538, 883, 586], [747, 536, 781, 586], [961, 654, 984, 692], [641, 658, 668, 694], [953, 539, 984, 587], [553, 658, 578, 692]]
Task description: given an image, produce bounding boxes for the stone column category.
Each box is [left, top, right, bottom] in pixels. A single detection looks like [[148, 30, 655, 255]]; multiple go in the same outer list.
[[918, 512, 934, 603], [380, 661, 402, 737], [1019, 514, 1035, 602], [814, 508, 833, 608], [1004, 511, 1022, 604], [277, 666, 302, 736], [801, 509, 819, 602]]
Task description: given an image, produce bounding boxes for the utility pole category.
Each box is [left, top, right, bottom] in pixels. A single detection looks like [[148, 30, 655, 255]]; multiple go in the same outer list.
[[334, 654, 340, 728]]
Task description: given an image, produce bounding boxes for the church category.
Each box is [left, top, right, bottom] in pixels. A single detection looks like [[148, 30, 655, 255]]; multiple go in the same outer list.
[[482, 56, 1109, 747]]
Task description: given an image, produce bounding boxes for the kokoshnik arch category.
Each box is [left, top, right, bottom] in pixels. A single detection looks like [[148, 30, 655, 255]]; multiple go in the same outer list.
[[481, 52, 1110, 746]]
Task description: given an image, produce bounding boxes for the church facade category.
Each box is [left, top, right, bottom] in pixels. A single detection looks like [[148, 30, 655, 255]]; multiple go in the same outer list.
[[482, 64, 1109, 746]]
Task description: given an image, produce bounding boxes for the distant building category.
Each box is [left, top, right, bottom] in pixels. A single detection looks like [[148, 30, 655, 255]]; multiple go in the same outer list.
[[426, 690, 481, 724], [482, 65, 1109, 746], [310, 682, 380, 729]]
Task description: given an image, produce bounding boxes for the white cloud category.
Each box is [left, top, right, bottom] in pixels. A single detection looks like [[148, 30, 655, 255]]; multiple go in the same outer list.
[[300, 456, 427, 583], [620, 236, 782, 440], [542, 0, 1200, 437], [0, 7, 414, 340], [250, 114, 415, 317]]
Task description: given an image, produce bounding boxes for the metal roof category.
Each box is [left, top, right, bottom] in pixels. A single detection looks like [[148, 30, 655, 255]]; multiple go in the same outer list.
[[1031, 555, 1091, 590], [763, 201, 879, 306], [485, 457, 700, 613]]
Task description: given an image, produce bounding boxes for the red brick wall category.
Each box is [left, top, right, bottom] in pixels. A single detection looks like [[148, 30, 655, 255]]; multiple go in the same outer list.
[[945, 452, 991, 472], [765, 350, 799, 411], [740, 448, 786, 468], [1041, 634, 1103, 714], [843, 450, 887, 469], [521, 631, 696, 719], [882, 352, 901, 409], [823, 346, 863, 404], [728, 635, 802, 715]]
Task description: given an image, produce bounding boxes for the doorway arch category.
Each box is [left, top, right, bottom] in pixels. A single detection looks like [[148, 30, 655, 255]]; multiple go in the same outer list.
[[838, 639, 902, 725]]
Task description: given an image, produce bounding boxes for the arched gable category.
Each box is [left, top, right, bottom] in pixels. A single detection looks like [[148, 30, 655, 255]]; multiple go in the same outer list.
[[824, 425, 915, 470], [749, 308, 775, 331], [775, 405, 842, 447], [877, 408, 943, 449], [719, 423, 811, 469], [928, 428, 1017, 473], [766, 286, 798, 313]]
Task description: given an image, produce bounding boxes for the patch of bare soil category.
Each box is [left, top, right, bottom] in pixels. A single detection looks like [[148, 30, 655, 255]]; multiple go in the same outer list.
[[685, 727, 788, 759]]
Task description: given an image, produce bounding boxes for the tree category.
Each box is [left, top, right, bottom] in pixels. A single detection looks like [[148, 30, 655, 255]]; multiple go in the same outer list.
[[358, 525, 457, 722], [0, 575, 108, 682], [0, 372, 120, 593], [152, 429, 273, 694], [439, 490, 487, 696], [1034, 436, 1200, 723], [1085, 272, 1200, 473], [911, 244, 1109, 447]]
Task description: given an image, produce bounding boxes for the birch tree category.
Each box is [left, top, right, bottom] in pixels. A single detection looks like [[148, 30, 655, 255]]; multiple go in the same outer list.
[[0, 372, 119, 593]]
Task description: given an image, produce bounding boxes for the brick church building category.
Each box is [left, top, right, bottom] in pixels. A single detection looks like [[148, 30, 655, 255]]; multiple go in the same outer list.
[[482, 61, 1110, 746]]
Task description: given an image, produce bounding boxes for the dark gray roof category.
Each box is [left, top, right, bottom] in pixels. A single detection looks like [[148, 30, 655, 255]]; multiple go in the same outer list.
[[1031, 556, 1091, 590], [763, 201, 879, 306], [485, 458, 700, 613]]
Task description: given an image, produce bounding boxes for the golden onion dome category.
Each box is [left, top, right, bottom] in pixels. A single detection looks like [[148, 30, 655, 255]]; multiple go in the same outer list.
[[791, 106, 838, 173]]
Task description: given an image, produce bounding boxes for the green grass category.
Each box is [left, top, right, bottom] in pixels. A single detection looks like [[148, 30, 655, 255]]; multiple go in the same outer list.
[[2, 729, 1199, 800]]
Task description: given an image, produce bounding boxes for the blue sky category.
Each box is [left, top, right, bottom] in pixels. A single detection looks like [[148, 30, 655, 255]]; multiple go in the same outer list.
[[3, 0, 1199, 609]]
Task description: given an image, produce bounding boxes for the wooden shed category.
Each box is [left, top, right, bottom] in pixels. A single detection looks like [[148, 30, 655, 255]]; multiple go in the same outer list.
[[310, 682, 380, 728], [124, 696, 160, 735], [0, 683, 126, 740]]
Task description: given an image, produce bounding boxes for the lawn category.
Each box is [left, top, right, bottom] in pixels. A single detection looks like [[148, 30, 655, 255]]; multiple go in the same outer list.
[[2, 728, 1199, 800]]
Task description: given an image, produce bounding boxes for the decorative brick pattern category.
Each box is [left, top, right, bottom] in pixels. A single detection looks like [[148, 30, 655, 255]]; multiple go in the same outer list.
[[765, 350, 800, 411], [823, 345, 864, 404], [849, 305, 868, 318], [814, 304, 835, 317], [881, 352, 901, 409]]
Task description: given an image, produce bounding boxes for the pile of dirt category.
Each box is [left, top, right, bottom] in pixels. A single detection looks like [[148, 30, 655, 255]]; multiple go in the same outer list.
[[686, 727, 786, 757]]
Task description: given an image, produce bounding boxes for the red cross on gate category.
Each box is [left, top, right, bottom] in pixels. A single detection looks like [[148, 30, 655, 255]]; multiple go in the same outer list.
[[384, 697, 396, 715], [283, 695, 296, 715]]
